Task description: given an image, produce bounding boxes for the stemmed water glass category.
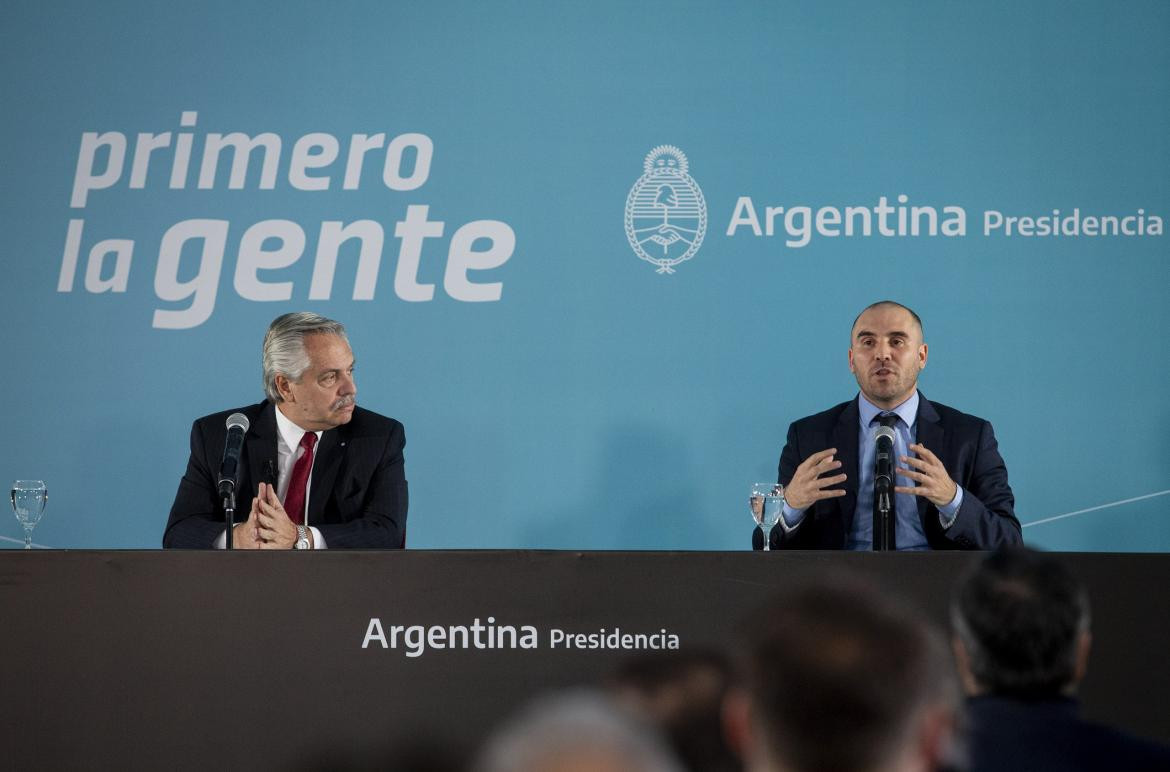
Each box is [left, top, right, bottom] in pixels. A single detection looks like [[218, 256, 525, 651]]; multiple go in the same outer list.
[[750, 482, 784, 551], [10, 480, 48, 550]]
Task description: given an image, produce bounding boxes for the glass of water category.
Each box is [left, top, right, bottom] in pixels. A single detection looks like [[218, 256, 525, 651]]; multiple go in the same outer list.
[[10, 480, 48, 550], [750, 482, 784, 551]]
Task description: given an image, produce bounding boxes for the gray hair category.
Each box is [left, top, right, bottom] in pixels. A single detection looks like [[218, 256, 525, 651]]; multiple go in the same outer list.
[[261, 312, 347, 402], [474, 690, 684, 772]]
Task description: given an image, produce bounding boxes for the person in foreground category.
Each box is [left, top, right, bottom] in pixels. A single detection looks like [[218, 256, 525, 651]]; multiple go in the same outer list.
[[474, 689, 684, 772], [723, 579, 959, 772], [952, 548, 1170, 771], [163, 312, 407, 549], [608, 649, 741, 772], [756, 300, 1021, 550]]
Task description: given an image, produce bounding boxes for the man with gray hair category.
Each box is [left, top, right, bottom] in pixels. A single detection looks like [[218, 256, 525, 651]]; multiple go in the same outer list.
[[163, 312, 408, 549], [474, 690, 684, 772]]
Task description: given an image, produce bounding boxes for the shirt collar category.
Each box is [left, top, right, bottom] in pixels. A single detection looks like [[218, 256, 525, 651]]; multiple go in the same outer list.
[[858, 390, 919, 430], [273, 403, 323, 451]]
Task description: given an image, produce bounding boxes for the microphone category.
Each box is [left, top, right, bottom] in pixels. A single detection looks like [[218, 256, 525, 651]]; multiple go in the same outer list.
[[262, 459, 277, 488], [874, 424, 896, 551], [216, 413, 250, 500], [874, 425, 896, 494]]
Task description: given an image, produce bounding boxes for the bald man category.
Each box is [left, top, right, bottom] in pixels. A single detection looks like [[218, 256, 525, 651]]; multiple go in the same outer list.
[[756, 301, 1021, 551]]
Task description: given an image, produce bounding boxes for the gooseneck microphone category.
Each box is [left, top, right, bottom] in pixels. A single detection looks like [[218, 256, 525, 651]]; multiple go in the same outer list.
[[217, 413, 250, 549]]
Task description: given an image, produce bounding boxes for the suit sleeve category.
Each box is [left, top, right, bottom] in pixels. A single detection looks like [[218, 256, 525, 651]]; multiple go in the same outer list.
[[315, 421, 408, 548], [941, 420, 1022, 549], [752, 422, 805, 550], [162, 420, 229, 548]]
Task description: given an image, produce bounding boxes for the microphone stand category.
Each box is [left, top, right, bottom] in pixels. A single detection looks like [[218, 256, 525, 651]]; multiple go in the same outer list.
[[876, 485, 891, 551], [217, 413, 252, 552], [222, 484, 236, 550], [873, 425, 895, 552]]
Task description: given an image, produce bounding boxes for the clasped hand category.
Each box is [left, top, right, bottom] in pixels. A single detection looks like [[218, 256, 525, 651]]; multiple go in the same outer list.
[[230, 482, 301, 549]]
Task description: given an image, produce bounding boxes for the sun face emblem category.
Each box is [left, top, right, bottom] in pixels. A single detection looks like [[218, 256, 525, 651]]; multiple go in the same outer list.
[[624, 145, 707, 274]]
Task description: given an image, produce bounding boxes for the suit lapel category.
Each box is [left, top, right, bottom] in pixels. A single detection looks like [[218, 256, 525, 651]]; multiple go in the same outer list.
[[833, 398, 861, 533], [308, 423, 347, 523], [244, 401, 278, 500], [914, 394, 945, 523]]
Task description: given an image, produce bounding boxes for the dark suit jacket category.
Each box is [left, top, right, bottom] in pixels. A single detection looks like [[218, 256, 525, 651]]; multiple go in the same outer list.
[[965, 695, 1170, 771], [163, 400, 408, 548], [754, 393, 1021, 550]]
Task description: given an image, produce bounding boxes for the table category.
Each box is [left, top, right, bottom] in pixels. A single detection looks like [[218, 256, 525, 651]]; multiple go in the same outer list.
[[2, 550, 1167, 770]]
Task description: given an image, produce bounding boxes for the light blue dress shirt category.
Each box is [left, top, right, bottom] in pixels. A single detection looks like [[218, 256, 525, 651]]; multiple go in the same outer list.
[[779, 390, 963, 550]]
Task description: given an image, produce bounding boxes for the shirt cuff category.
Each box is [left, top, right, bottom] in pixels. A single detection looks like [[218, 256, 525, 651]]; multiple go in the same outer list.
[[938, 486, 964, 529], [779, 503, 807, 534], [309, 526, 327, 549]]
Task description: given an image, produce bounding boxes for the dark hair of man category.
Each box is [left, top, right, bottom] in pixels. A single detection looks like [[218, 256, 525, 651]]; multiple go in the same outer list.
[[952, 548, 1090, 698], [851, 300, 924, 339], [608, 650, 740, 772], [734, 579, 951, 772]]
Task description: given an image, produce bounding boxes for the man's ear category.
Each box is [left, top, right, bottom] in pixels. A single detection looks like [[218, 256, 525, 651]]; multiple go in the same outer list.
[[721, 687, 753, 761], [1073, 629, 1092, 686], [914, 700, 958, 772], [275, 374, 294, 403], [951, 635, 980, 696]]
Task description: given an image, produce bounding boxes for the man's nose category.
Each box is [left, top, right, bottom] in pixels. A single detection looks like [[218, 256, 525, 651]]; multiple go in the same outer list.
[[340, 371, 356, 395]]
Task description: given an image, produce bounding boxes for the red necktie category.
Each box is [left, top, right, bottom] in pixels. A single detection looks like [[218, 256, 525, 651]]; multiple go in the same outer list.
[[282, 432, 317, 525]]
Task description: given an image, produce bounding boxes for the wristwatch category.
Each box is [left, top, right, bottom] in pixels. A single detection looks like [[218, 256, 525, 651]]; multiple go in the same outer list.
[[294, 525, 311, 550]]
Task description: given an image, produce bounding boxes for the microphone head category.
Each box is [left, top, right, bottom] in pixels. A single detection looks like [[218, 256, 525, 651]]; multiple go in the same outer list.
[[874, 425, 896, 444], [225, 412, 250, 433]]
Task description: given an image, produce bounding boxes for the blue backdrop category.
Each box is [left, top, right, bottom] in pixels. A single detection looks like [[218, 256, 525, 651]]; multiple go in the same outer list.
[[2, 0, 1168, 550]]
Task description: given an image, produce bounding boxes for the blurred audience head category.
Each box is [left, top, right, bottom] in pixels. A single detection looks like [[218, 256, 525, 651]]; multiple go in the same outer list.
[[608, 649, 741, 772], [473, 689, 684, 772], [951, 547, 1091, 698], [725, 578, 957, 772]]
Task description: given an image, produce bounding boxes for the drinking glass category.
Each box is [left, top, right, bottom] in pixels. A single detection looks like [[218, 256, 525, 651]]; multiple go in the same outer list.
[[750, 482, 784, 551], [10, 480, 48, 550]]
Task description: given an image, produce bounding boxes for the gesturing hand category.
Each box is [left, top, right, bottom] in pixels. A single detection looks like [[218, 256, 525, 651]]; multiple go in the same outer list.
[[783, 448, 847, 510], [896, 443, 958, 507]]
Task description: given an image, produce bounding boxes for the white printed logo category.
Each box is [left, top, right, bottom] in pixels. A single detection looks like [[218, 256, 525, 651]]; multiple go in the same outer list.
[[625, 145, 707, 274]]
